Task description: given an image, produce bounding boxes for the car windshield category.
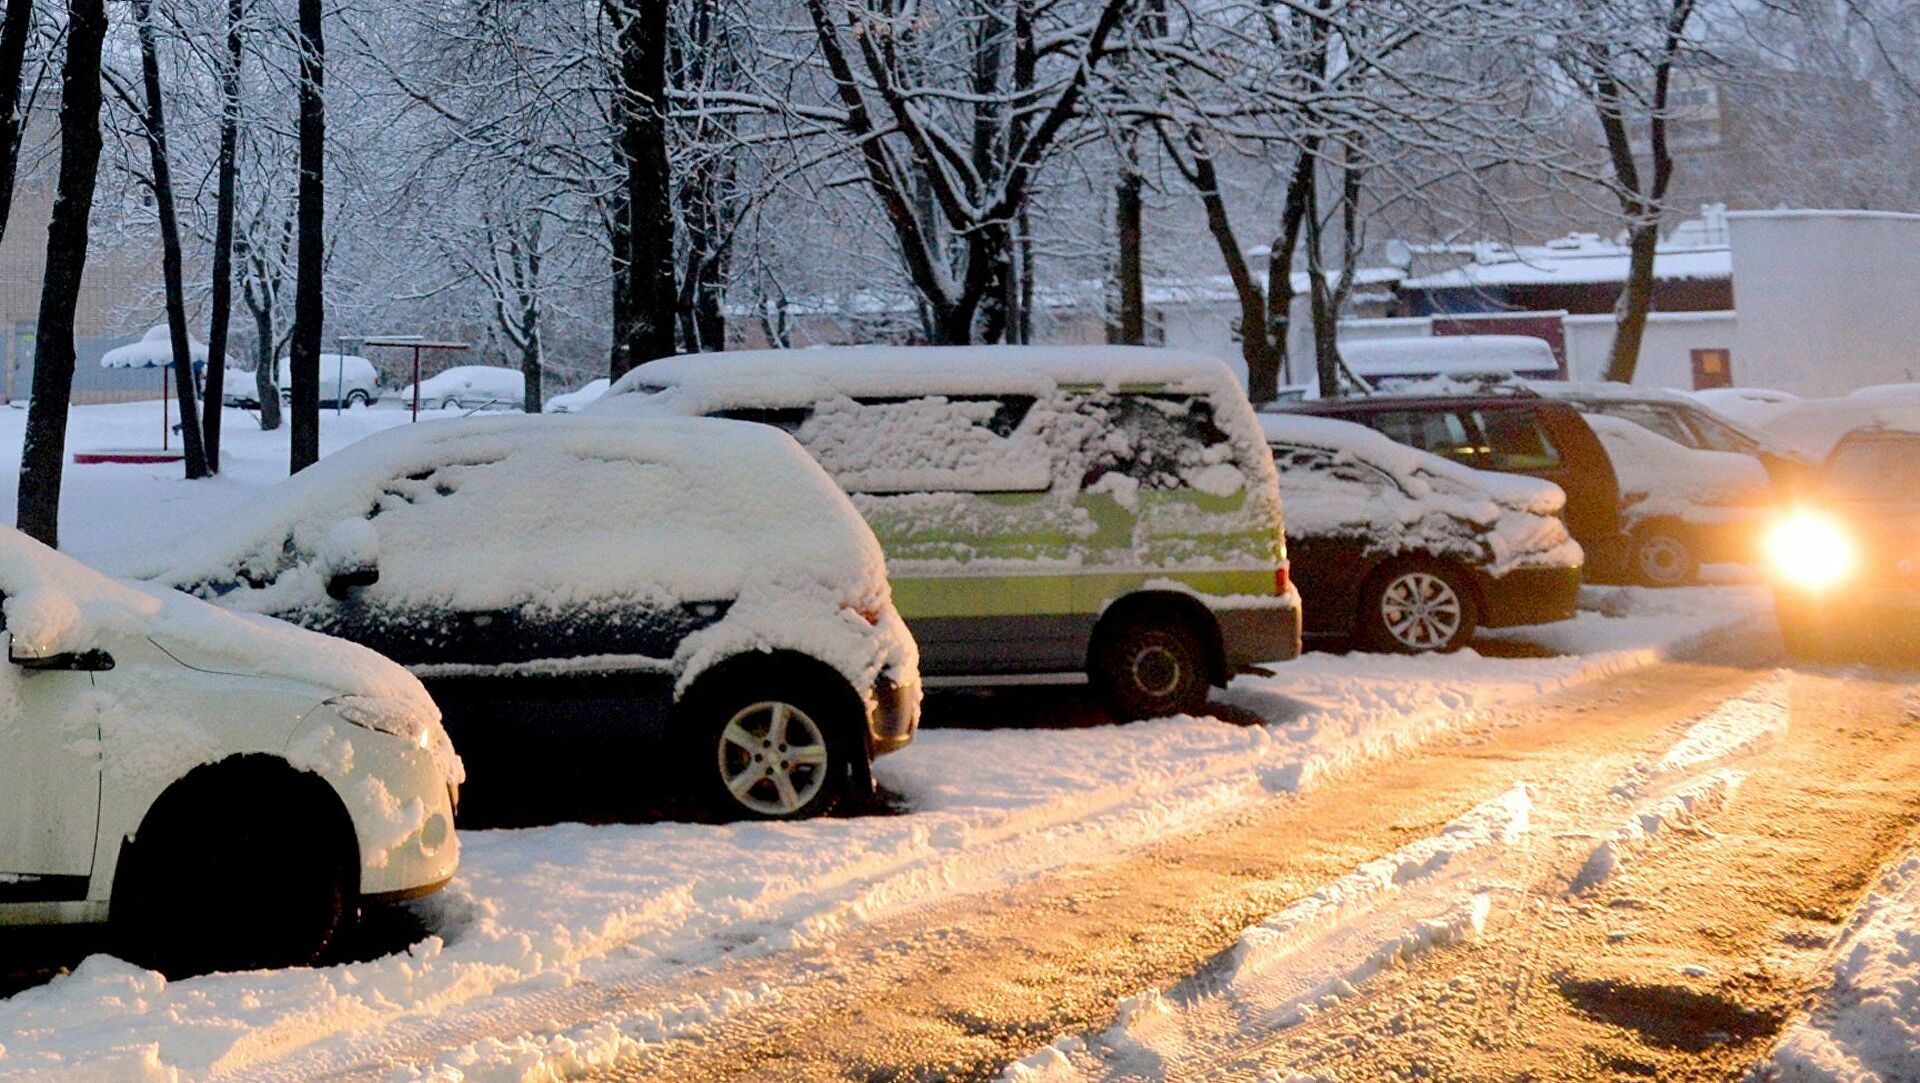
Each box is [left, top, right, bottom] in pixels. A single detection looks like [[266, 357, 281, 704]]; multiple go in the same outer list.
[[1822, 436, 1920, 501]]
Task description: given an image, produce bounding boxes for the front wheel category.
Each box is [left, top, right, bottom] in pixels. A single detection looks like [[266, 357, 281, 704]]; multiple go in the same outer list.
[[1089, 613, 1213, 721], [683, 665, 858, 820], [1630, 525, 1698, 587], [1359, 560, 1479, 654]]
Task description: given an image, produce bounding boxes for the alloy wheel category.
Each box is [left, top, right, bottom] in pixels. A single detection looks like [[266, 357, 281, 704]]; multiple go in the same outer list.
[[716, 701, 832, 816], [1380, 571, 1465, 651]]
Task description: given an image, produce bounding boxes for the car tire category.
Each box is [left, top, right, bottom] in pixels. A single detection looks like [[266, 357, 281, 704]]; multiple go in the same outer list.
[[111, 761, 357, 978], [346, 389, 370, 408], [681, 659, 858, 821], [1358, 559, 1479, 654], [1089, 612, 1214, 721], [1630, 524, 1698, 587]]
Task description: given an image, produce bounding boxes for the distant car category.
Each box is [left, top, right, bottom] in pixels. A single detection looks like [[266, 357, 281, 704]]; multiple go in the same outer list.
[[1848, 383, 1920, 402], [401, 365, 525, 411], [0, 526, 459, 978], [1584, 413, 1775, 586], [219, 366, 265, 408], [1262, 413, 1582, 653], [545, 377, 610, 414], [1271, 391, 1628, 582], [1764, 426, 1920, 661], [277, 354, 382, 408], [593, 345, 1302, 722], [1530, 381, 1807, 486], [1758, 397, 1920, 461], [117, 415, 921, 824], [1334, 335, 1564, 391]]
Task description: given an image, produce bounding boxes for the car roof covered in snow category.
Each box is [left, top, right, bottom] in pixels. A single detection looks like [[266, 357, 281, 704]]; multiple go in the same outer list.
[[597, 345, 1244, 412], [1338, 335, 1560, 379], [0, 525, 435, 712], [405, 365, 524, 392], [111, 415, 890, 628], [1259, 412, 1564, 515]]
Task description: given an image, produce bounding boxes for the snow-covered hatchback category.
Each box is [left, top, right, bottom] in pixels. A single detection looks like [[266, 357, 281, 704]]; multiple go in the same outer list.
[[1262, 414, 1583, 652], [0, 526, 460, 977], [118, 416, 921, 824], [593, 346, 1301, 721]]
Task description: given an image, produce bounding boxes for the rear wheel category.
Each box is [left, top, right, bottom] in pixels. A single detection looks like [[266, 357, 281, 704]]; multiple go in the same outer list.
[[345, 389, 371, 407], [1630, 524, 1698, 587], [1359, 559, 1478, 654], [1089, 613, 1213, 721], [682, 661, 858, 820], [112, 764, 356, 978]]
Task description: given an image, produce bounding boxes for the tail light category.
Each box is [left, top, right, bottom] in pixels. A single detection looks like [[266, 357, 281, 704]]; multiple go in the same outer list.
[[1275, 565, 1291, 595]]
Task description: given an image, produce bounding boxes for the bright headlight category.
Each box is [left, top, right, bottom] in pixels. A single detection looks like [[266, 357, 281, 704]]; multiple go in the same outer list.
[[1764, 510, 1856, 590]]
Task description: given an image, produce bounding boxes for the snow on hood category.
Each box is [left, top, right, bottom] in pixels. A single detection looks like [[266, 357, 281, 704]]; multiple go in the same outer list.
[[0, 526, 434, 712], [1261, 413, 1579, 574], [1762, 397, 1920, 459], [1585, 413, 1772, 523], [1259, 413, 1563, 515]]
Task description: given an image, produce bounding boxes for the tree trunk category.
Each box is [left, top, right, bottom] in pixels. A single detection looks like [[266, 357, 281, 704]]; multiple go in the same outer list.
[[519, 310, 541, 413], [609, 0, 675, 376], [252, 302, 279, 427], [290, 0, 324, 472], [1302, 172, 1344, 400], [202, 0, 243, 470], [1607, 222, 1660, 383], [1266, 149, 1314, 393], [134, 0, 210, 480], [0, 0, 37, 248], [1112, 168, 1144, 345], [17, 0, 107, 547]]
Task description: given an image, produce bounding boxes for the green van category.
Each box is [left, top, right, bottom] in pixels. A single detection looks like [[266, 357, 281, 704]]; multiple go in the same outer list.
[[591, 346, 1301, 719]]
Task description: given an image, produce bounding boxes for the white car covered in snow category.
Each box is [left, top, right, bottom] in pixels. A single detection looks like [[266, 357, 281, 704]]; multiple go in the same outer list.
[[118, 416, 920, 824], [1584, 413, 1776, 585], [0, 527, 459, 977], [1262, 413, 1583, 652], [400, 365, 525, 412], [544, 377, 609, 414], [277, 353, 383, 408]]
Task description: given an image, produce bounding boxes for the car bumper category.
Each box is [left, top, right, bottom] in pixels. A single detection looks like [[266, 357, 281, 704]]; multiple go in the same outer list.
[[867, 674, 920, 757], [1475, 564, 1582, 629], [1215, 589, 1304, 673]]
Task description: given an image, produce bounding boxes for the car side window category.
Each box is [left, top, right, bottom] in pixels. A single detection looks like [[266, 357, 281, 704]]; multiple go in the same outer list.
[[1372, 410, 1479, 465], [1079, 394, 1236, 492], [1597, 403, 1692, 446], [709, 406, 811, 434], [1472, 409, 1562, 471], [1683, 411, 1758, 455]]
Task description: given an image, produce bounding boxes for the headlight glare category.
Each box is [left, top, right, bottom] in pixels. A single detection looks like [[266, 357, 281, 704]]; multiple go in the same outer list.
[[1764, 510, 1856, 590]]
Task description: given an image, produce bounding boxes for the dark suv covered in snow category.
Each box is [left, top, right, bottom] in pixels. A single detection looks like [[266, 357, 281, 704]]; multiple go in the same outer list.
[[1272, 392, 1627, 581]]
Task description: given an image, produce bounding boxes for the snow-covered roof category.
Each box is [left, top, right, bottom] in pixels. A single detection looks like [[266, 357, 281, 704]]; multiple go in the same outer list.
[[0, 525, 434, 713], [602, 346, 1244, 412], [1403, 238, 1731, 291], [100, 324, 221, 369], [1340, 335, 1560, 378]]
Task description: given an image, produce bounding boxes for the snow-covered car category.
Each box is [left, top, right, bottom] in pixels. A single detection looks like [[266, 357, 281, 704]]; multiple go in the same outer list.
[[1584, 413, 1775, 586], [1765, 425, 1920, 661], [544, 377, 609, 414], [592, 346, 1301, 722], [1758, 396, 1920, 460], [400, 365, 525, 412], [1687, 386, 1800, 428], [117, 415, 920, 824], [277, 353, 382, 408], [1530, 381, 1806, 484], [1262, 414, 1582, 653], [219, 366, 267, 408], [0, 527, 459, 977]]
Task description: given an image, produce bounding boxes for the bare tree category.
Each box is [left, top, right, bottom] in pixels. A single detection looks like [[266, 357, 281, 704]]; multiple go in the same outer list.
[[290, 0, 324, 471], [17, 0, 107, 546], [202, 0, 245, 459], [607, 0, 675, 374], [0, 0, 37, 249]]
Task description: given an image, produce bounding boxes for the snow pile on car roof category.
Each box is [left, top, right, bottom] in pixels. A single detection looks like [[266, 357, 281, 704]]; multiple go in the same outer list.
[[1261, 413, 1579, 574], [0, 526, 434, 711], [1761, 396, 1920, 458], [114, 416, 908, 693], [1585, 413, 1771, 525]]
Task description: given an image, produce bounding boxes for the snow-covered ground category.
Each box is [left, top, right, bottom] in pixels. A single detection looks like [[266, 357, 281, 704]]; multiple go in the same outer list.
[[0, 401, 1777, 1082]]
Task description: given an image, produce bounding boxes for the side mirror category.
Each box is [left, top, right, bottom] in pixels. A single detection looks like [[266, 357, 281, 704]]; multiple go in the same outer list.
[[8, 642, 114, 672], [318, 518, 380, 601]]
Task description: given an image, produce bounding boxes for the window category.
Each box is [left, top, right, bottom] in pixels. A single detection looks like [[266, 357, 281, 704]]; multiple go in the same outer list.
[[1080, 394, 1234, 491], [1682, 411, 1760, 456], [1823, 437, 1918, 501], [796, 395, 1049, 494], [1596, 403, 1693, 447], [1472, 409, 1561, 471], [1370, 410, 1478, 465], [710, 406, 811, 434]]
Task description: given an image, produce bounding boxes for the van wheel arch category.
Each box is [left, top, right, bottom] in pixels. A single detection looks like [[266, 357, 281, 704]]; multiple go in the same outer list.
[[1092, 591, 1227, 685]]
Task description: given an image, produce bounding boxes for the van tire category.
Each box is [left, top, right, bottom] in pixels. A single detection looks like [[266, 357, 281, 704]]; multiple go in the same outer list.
[[345, 389, 371, 408], [111, 758, 357, 978], [1089, 613, 1212, 721], [680, 657, 860, 821], [1358, 558, 1478, 654]]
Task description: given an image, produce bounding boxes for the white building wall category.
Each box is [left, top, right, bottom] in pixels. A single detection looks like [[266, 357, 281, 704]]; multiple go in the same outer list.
[[1562, 311, 1739, 387], [1727, 210, 1920, 395]]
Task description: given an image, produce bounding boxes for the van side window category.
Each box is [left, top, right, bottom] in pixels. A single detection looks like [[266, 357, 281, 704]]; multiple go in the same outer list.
[[710, 406, 811, 434], [797, 395, 1049, 494], [1371, 410, 1478, 465], [1080, 395, 1236, 491], [1473, 409, 1562, 470]]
